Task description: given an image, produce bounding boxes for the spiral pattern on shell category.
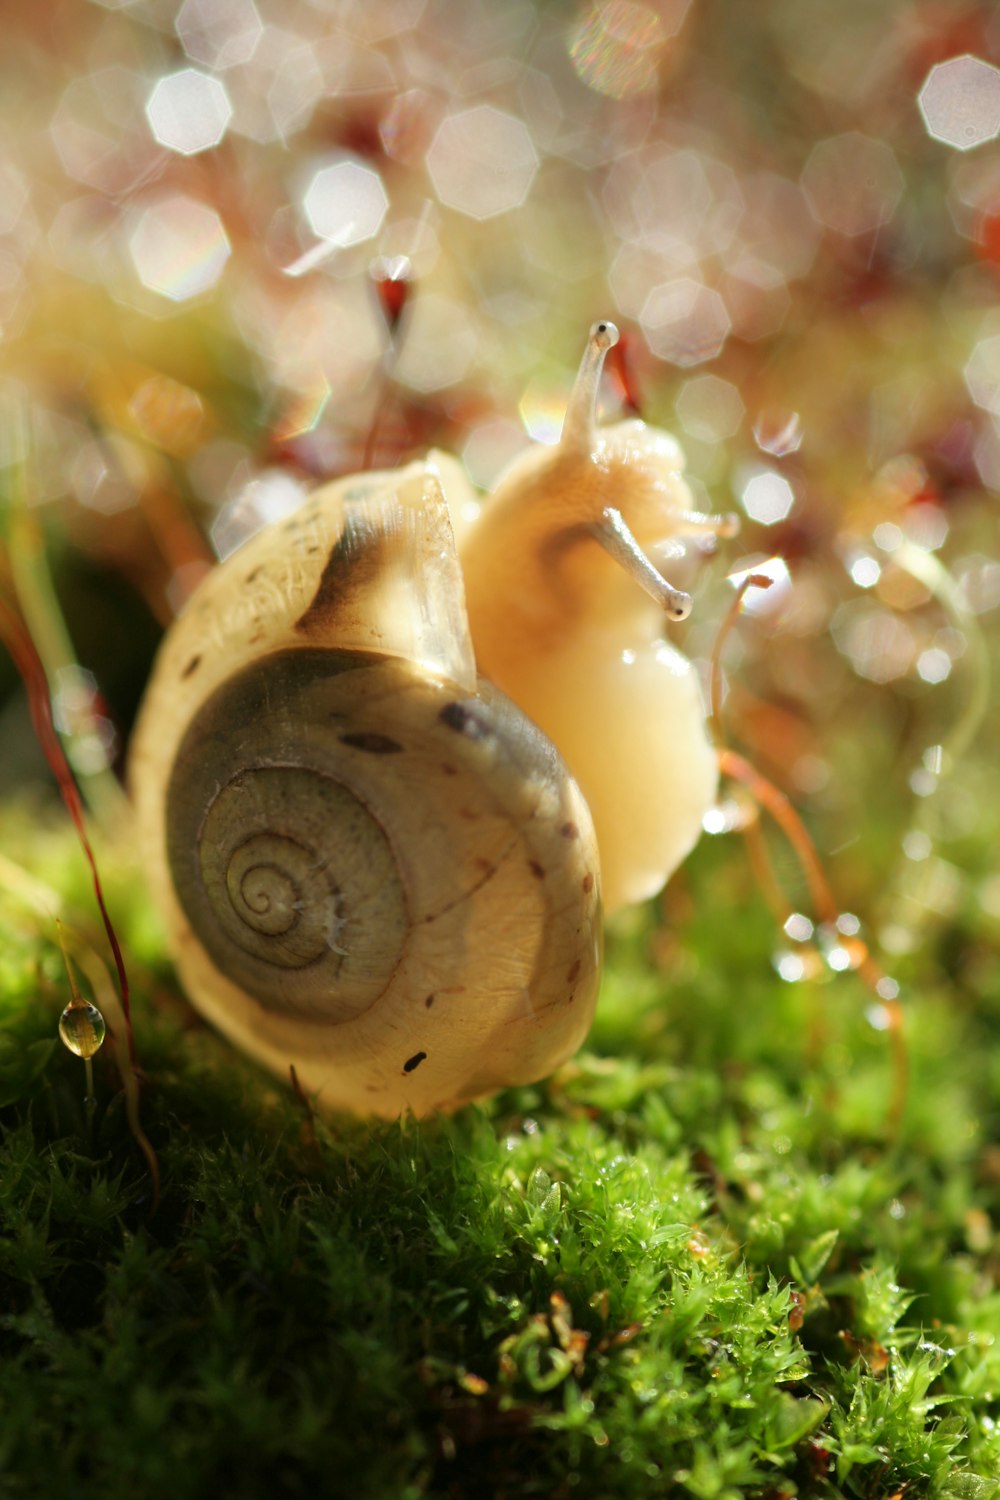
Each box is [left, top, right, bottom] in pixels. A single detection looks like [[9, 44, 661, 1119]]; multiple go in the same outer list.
[[161, 646, 602, 1115], [188, 764, 407, 1013]]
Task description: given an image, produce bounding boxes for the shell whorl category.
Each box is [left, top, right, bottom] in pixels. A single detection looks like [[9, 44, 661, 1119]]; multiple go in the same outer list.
[[167, 650, 410, 1024], [133, 455, 603, 1116], [157, 645, 602, 1116]]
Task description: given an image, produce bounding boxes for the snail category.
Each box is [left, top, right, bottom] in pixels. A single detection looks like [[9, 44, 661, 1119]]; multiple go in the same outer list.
[[131, 321, 736, 1117]]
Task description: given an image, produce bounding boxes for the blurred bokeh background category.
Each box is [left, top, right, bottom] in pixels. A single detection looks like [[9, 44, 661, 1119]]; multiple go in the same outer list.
[[0, 0, 997, 969]]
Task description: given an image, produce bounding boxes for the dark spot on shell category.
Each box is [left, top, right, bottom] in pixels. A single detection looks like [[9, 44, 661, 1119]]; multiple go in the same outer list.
[[340, 731, 403, 755], [528, 860, 545, 880], [440, 762, 458, 777], [403, 1051, 427, 1074], [424, 993, 435, 1009], [246, 566, 262, 583], [566, 958, 582, 984], [295, 520, 386, 636], [459, 806, 479, 821], [474, 857, 494, 876], [439, 701, 491, 739], [561, 822, 579, 840], [181, 654, 201, 680], [582, 872, 594, 894]]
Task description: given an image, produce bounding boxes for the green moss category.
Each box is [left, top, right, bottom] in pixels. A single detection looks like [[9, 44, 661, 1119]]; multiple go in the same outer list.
[[2, 814, 1000, 1500]]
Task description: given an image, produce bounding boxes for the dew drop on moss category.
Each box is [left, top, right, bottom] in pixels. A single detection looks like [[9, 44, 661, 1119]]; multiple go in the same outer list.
[[58, 998, 106, 1059]]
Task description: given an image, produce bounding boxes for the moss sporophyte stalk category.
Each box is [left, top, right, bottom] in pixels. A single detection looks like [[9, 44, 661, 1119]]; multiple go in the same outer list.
[[58, 996, 106, 1143]]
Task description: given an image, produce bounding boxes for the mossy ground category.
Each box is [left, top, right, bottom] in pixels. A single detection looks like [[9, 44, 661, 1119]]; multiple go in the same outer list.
[[1, 808, 999, 1500]]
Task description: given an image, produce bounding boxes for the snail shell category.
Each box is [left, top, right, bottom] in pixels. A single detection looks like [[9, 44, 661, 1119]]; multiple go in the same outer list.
[[131, 459, 602, 1117]]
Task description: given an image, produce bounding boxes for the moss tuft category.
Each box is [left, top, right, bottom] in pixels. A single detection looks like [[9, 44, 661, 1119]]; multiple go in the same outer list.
[[2, 812, 1000, 1499]]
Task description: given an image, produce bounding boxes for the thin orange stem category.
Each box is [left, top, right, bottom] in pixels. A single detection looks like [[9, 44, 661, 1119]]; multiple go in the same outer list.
[[710, 573, 773, 744], [361, 368, 394, 472], [362, 265, 411, 471], [719, 745, 907, 1130], [741, 802, 795, 929], [720, 748, 839, 927], [707, 569, 907, 1130], [0, 588, 135, 1062]]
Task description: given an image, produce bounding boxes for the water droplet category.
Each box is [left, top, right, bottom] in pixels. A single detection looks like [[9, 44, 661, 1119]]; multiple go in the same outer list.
[[58, 998, 106, 1059], [702, 797, 755, 835], [783, 911, 814, 943], [873, 521, 903, 552], [772, 946, 825, 982], [817, 923, 868, 972], [849, 554, 881, 588], [753, 408, 802, 456], [825, 943, 852, 972], [909, 766, 939, 797], [903, 829, 932, 861]]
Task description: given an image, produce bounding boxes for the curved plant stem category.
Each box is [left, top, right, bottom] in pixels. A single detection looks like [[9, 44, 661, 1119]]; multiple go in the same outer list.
[[709, 573, 908, 1131]]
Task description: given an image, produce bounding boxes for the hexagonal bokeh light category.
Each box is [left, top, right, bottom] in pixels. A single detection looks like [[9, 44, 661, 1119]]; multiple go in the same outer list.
[[392, 291, 478, 392], [228, 27, 324, 144], [918, 55, 1000, 152], [964, 333, 1000, 415], [740, 468, 795, 526], [426, 105, 538, 219], [51, 68, 152, 194], [0, 162, 28, 235], [145, 68, 233, 155], [675, 374, 744, 442], [640, 278, 730, 366], [800, 131, 904, 237], [176, 0, 263, 70], [569, 0, 692, 100], [303, 158, 388, 246], [129, 195, 231, 301], [831, 600, 916, 684]]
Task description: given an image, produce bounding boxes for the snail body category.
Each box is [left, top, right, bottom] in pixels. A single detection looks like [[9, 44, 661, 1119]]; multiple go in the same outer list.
[[132, 322, 731, 1117], [462, 323, 735, 913]]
